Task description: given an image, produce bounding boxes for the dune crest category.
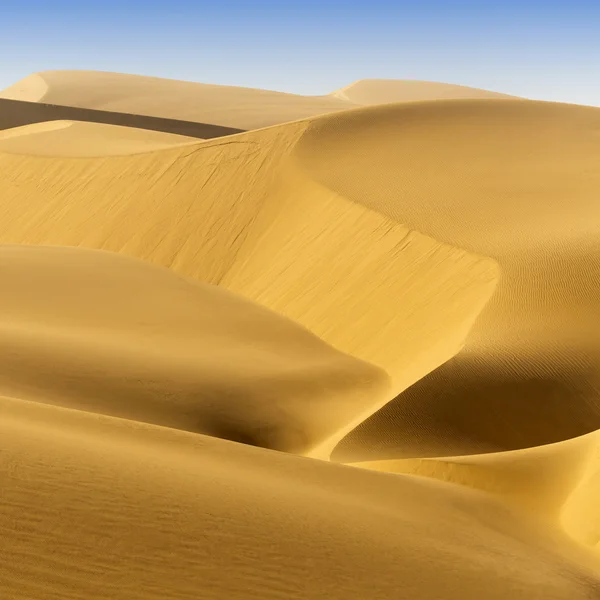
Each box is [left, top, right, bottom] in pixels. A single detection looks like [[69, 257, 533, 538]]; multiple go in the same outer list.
[[0, 71, 520, 131]]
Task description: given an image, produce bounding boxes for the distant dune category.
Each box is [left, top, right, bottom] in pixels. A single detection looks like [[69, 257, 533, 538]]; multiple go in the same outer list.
[[0, 70, 352, 129], [1, 70, 519, 129], [0, 70, 599, 599], [331, 78, 516, 103]]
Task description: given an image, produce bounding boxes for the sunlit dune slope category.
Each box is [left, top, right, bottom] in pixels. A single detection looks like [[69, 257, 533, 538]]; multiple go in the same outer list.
[[0, 121, 199, 156], [0, 109, 498, 457], [291, 99, 600, 462], [331, 78, 516, 103], [0, 245, 389, 455], [1, 395, 599, 600], [0, 70, 353, 129]]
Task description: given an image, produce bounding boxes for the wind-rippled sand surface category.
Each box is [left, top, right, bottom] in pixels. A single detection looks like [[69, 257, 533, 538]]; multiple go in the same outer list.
[[1, 71, 599, 599]]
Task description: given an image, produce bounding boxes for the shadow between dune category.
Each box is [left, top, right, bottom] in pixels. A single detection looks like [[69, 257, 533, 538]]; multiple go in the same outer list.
[[332, 355, 600, 462], [0, 98, 245, 139]]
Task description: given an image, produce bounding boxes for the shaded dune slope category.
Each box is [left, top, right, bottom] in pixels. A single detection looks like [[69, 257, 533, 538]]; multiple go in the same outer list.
[[1, 395, 600, 600], [0, 97, 243, 139]]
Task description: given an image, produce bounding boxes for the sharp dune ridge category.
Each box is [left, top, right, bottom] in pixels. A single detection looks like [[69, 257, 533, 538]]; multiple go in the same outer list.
[[0, 70, 600, 599]]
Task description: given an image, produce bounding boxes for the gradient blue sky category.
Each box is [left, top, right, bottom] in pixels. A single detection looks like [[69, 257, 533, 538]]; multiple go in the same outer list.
[[1, 1, 598, 105]]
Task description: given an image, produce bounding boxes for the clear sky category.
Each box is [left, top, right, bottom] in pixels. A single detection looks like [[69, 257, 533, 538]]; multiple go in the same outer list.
[[1, 0, 598, 105]]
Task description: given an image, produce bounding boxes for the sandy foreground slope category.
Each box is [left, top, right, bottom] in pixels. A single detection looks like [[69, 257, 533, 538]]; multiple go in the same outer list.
[[1, 72, 600, 598], [2, 394, 600, 600]]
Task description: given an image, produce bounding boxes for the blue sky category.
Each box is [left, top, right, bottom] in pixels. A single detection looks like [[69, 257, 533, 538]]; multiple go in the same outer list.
[[1, 0, 598, 105]]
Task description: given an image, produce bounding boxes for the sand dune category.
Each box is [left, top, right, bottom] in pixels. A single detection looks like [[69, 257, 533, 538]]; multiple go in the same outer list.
[[0, 244, 389, 455], [331, 78, 516, 104], [1, 68, 600, 598]]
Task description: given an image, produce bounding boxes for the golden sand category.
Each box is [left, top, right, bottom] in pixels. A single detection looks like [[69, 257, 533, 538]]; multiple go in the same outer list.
[[0, 71, 599, 599]]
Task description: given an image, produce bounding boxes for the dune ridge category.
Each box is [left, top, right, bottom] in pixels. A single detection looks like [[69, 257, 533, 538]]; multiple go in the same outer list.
[[0, 70, 520, 130]]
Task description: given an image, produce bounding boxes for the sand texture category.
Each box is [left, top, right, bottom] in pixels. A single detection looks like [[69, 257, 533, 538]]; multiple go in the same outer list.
[[0, 70, 599, 599]]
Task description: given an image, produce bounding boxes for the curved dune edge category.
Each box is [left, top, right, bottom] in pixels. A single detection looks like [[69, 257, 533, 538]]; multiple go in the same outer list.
[[0, 120, 200, 157], [303, 99, 600, 461], [0, 244, 390, 457], [1, 394, 600, 600], [351, 429, 600, 550]]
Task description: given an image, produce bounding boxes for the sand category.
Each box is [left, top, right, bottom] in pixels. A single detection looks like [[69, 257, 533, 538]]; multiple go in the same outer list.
[[0, 70, 599, 599]]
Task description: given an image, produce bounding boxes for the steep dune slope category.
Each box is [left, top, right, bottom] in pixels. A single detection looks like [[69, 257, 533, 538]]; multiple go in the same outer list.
[[2, 395, 599, 600], [290, 100, 600, 461], [0, 113, 498, 457]]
